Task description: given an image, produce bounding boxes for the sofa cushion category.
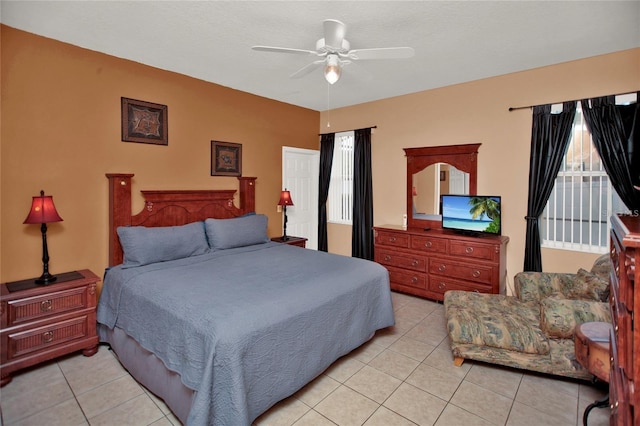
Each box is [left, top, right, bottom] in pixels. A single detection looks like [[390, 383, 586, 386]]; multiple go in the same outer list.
[[590, 253, 611, 281], [556, 268, 610, 302], [540, 296, 611, 339], [445, 291, 550, 355]]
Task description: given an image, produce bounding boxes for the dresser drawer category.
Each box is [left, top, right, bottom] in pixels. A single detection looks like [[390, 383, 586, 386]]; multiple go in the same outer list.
[[428, 259, 494, 285], [449, 240, 497, 262], [410, 235, 447, 254], [5, 287, 88, 327], [375, 230, 409, 248], [2, 314, 92, 361], [387, 266, 427, 290], [428, 276, 491, 296], [376, 249, 426, 272]]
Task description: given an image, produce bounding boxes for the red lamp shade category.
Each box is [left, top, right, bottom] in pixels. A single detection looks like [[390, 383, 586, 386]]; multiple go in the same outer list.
[[23, 190, 63, 224], [412, 186, 418, 196], [277, 190, 294, 207]]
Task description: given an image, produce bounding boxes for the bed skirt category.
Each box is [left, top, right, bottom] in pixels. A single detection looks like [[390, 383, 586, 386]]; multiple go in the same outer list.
[[98, 324, 194, 423]]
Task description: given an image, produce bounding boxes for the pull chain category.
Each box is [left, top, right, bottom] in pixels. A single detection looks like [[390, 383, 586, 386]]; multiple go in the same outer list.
[[326, 82, 331, 128]]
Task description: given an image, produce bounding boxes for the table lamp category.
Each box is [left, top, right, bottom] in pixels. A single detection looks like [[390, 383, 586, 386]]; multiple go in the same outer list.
[[23, 190, 63, 284], [277, 189, 294, 241]]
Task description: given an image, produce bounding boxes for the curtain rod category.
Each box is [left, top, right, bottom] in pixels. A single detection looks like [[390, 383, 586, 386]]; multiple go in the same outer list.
[[319, 125, 377, 136], [508, 90, 639, 111]]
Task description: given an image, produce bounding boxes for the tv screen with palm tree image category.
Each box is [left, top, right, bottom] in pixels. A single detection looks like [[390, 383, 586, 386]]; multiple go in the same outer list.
[[441, 194, 501, 236]]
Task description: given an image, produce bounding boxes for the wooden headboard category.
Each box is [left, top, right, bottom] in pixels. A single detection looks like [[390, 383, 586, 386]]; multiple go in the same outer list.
[[106, 173, 257, 266]]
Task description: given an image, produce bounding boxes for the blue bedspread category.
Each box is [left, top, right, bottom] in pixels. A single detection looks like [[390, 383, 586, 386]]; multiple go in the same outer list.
[[97, 242, 394, 425]]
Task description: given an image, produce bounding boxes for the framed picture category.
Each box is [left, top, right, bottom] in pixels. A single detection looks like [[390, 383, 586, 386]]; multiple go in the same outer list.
[[211, 141, 242, 176], [440, 171, 447, 181], [121, 97, 168, 145]]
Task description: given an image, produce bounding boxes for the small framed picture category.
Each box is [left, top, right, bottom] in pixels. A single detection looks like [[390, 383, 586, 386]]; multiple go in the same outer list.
[[121, 97, 168, 145], [440, 171, 447, 181], [211, 141, 242, 176]]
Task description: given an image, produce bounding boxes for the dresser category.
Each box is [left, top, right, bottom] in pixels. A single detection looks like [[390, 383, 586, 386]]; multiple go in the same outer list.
[[1, 269, 100, 386], [374, 225, 508, 301], [609, 214, 638, 425]]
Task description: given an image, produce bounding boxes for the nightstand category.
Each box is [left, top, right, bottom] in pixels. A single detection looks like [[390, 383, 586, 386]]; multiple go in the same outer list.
[[271, 236, 307, 248], [1, 269, 100, 386]]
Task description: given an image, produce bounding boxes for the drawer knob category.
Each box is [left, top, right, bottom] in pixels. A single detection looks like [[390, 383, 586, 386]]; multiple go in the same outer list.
[[438, 282, 446, 290], [465, 246, 474, 254], [411, 277, 418, 284], [412, 260, 419, 267], [472, 270, 481, 278], [424, 241, 432, 248], [40, 300, 53, 312], [389, 237, 396, 242], [384, 255, 391, 261], [42, 331, 54, 343], [438, 264, 446, 272]]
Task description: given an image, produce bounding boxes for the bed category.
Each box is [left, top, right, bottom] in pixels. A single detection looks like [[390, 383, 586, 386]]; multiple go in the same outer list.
[[97, 173, 395, 425]]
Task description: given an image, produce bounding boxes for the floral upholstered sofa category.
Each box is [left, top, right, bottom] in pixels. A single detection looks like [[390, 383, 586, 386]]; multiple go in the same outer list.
[[443, 254, 610, 380]]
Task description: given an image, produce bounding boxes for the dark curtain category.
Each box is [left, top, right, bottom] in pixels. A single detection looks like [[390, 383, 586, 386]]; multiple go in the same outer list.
[[317, 133, 335, 252], [581, 93, 640, 211], [352, 128, 374, 260], [524, 101, 577, 272]]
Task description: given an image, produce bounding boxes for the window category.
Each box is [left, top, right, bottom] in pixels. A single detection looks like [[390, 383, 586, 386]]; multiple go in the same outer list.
[[328, 131, 354, 224], [541, 96, 635, 253]]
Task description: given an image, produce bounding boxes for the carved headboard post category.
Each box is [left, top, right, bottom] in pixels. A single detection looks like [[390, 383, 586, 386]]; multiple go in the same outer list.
[[238, 177, 256, 213], [106, 173, 134, 266]]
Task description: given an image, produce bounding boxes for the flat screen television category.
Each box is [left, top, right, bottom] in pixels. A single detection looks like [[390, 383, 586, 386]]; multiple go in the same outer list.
[[441, 194, 501, 236]]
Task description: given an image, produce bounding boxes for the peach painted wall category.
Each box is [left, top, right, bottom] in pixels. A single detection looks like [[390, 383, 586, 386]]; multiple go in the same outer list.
[[0, 26, 319, 285], [323, 48, 640, 292]]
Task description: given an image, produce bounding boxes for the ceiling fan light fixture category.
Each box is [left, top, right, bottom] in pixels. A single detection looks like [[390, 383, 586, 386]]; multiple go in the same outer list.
[[324, 54, 341, 84]]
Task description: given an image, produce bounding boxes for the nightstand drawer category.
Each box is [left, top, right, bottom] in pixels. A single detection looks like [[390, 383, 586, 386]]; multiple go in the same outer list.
[[6, 287, 88, 327], [3, 315, 91, 360]]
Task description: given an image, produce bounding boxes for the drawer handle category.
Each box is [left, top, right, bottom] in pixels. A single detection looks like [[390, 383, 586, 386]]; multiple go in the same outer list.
[[438, 282, 446, 290], [438, 264, 446, 272], [384, 255, 391, 261], [41, 300, 53, 312], [472, 270, 481, 278], [42, 331, 54, 343], [412, 260, 419, 267], [389, 237, 396, 242], [411, 277, 418, 284], [465, 246, 474, 254], [424, 241, 432, 248]]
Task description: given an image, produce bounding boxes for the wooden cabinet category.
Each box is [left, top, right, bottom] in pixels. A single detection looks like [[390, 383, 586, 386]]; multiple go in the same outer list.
[[1, 269, 100, 386], [609, 214, 639, 425], [271, 236, 307, 248], [374, 225, 508, 301]]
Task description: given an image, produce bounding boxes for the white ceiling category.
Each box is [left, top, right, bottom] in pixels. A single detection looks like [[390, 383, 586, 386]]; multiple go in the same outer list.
[[2, 1, 639, 111]]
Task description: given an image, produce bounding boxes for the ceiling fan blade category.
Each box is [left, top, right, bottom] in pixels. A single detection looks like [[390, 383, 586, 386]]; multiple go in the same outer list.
[[290, 60, 324, 79], [252, 46, 317, 56], [323, 19, 346, 50], [347, 47, 415, 60]]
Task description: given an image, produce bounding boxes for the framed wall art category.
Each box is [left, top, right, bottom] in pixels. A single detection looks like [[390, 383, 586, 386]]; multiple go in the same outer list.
[[121, 97, 168, 145], [211, 141, 242, 176]]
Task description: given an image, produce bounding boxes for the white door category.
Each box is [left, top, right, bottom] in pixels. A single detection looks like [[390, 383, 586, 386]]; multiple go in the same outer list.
[[282, 147, 319, 250]]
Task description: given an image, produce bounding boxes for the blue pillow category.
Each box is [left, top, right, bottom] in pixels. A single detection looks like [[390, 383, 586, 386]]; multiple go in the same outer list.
[[205, 214, 269, 250], [117, 222, 209, 267]]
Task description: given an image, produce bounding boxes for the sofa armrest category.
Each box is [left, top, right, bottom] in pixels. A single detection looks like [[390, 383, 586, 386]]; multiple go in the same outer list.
[[514, 272, 576, 302]]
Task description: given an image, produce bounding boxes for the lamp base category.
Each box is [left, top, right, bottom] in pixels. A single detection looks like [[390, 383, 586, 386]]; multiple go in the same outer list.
[[35, 273, 57, 285], [281, 235, 289, 241]]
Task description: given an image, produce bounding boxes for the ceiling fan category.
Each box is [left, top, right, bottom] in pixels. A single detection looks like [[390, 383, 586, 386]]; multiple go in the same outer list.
[[252, 19, 414, 84]]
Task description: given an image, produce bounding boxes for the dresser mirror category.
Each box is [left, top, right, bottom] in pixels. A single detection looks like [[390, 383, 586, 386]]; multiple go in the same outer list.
[[404, 143, 480, 229]]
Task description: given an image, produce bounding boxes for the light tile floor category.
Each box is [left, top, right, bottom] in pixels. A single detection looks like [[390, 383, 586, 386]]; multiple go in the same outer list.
[[0, 292, 609, 426]]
